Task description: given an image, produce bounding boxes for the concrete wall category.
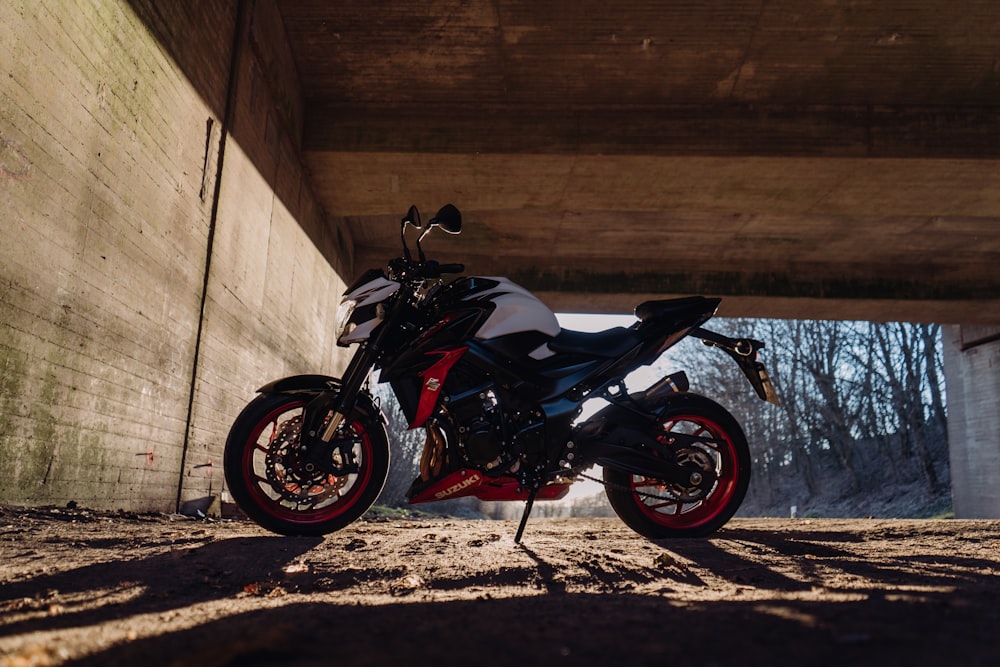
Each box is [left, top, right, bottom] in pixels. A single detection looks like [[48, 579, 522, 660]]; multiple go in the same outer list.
[[944, 325, 1000, 518], [0, 0, 352, 512]]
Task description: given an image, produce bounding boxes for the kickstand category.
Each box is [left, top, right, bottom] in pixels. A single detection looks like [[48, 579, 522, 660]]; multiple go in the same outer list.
[[514, 488, 538, 544]]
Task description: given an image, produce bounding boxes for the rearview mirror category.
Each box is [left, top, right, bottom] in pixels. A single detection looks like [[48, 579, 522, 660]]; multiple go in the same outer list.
[[401, 205, 422, 229], [429, 204, 462, 234]]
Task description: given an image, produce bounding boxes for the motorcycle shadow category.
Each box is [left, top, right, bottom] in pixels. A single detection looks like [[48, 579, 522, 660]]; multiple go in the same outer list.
[[517, 543, 708, 589], [666, 524, 995, 593]]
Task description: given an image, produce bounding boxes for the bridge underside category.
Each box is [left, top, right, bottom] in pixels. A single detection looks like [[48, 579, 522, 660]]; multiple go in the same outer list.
[[276, 0, 1000, 323], [274, 1, 1000, 517], [322, 151, 999, 322]]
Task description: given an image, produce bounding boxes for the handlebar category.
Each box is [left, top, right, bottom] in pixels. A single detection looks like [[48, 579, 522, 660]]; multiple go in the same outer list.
[[420, 261, 464, 278], [388, 258, 465, 280]]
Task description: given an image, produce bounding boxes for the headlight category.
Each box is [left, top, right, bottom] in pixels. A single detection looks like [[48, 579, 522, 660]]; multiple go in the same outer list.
[[335, 298, 357, 341]]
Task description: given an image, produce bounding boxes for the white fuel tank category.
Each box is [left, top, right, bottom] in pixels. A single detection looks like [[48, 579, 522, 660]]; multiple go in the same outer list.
[[466, 277, 560, 340]]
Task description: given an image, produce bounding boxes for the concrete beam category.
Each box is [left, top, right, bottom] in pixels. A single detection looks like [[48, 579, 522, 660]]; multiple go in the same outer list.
[[305, 103, 1000, 159]]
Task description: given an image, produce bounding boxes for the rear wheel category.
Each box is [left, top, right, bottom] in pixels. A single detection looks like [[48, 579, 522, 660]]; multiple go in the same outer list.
[[223, 393, 389, 536], [604, 393, 750, 539]]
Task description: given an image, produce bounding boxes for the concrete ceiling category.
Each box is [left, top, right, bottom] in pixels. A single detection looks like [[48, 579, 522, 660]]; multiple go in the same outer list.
[[275, 0, 1000, 323]]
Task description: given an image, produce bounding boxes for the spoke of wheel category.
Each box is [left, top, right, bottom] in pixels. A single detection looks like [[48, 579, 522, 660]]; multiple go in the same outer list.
[[646, 498, 679, 512], [256, 420, 279, 453], [691, 424, 724, 453]]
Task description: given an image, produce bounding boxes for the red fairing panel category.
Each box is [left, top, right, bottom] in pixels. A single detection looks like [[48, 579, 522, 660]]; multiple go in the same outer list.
[[408, 468, 571, 504], [409, 346, 468, 429], [409, 469, 486, 503], [473, 480, 570, 502]]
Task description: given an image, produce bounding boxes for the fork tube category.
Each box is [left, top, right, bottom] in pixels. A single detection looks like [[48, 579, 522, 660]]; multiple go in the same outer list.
[[320, 342, 378, 441], [322, 282, 418, 441]]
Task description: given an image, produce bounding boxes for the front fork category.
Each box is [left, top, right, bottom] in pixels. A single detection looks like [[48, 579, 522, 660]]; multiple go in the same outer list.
[[286, 343, 380, 479], [312, 342, 379, 442], [313, 280, 419, 440]]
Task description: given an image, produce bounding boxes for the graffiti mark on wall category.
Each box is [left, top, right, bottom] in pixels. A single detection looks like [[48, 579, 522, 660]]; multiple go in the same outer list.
[[1, 137, 31, 180]]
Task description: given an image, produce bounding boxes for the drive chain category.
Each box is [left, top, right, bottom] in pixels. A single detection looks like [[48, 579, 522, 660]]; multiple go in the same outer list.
[[578, 471, 683, 503]]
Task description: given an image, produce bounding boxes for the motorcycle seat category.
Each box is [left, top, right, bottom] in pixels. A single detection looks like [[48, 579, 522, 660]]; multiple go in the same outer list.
[[547, 327, 640, 358], [635, 296, 720, 323]]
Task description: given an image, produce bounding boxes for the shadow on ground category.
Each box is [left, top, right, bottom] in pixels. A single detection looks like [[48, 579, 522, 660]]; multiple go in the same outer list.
[[1, 511, 998, 666], [71, 589, 997, 667]]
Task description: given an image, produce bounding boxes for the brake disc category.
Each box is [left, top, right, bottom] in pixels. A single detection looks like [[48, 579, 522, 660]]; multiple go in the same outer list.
[[264, 414, 349, 506]]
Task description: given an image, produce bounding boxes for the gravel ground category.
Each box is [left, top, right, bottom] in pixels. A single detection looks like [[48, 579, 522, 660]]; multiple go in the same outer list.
[[1, 504, 998, 666]]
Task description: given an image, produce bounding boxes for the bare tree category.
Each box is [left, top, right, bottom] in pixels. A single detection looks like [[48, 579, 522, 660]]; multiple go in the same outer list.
[[670, 317, 948, 517], [868, 322, 945, 494]]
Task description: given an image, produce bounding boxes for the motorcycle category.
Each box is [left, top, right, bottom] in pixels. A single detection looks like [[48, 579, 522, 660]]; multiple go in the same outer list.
[[223, 204, 779, 542]]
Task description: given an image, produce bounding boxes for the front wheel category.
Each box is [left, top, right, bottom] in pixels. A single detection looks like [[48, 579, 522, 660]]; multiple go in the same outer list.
[[223, 393, 389, 536], [604, 393, 750, 539]]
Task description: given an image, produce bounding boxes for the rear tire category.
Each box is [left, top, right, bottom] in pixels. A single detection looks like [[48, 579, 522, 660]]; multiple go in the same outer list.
[[604, 393, 750, 539], [223, 393, 389, 536]]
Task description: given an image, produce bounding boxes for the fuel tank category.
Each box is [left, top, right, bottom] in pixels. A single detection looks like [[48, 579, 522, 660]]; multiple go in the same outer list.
[[433, 276, 560, 340]]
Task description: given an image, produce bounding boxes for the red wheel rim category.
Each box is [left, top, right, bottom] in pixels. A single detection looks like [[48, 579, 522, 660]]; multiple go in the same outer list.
[[631, 413, 739, 530], [240, 400, 375, 527]]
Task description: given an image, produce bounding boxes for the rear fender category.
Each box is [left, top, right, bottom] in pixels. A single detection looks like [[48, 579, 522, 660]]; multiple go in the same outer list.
[[691, 328, 780, 405]]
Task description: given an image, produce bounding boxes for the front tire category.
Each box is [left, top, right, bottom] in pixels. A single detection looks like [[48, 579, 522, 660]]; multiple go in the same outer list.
[[604, 393, 750, 539], [223, 393, 389, 536]]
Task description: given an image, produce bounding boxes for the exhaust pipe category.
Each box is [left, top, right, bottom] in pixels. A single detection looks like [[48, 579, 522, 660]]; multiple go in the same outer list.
[[639, 371, 689, 405]]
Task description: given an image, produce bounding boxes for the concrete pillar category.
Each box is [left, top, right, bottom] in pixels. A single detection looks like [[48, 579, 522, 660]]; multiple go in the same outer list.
[[943, 325, 1000, 518]]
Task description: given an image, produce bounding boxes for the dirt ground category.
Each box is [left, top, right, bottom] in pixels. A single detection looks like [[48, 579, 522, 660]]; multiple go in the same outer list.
[[1, 504, 998, 667]]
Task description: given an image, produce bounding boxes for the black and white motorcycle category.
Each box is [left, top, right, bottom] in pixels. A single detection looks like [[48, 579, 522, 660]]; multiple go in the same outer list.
[[223, 204, 779, 541]]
